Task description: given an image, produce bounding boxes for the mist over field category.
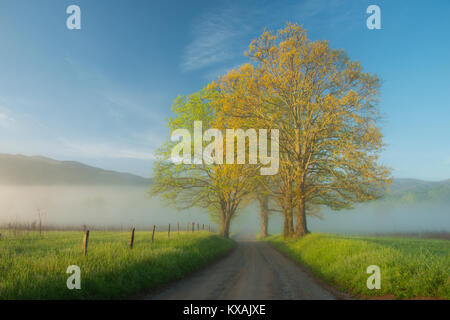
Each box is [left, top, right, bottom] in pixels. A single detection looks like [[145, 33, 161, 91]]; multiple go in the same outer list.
[[0, 185, 209, 229], [238, 203, 450, 235], [0, 154, 448, 234], [0, 184, 448, 235]]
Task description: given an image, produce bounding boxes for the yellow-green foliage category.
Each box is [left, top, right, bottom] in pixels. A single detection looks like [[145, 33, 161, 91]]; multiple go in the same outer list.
[[266, 233, 449, 299], [0, 230, 235, 299]]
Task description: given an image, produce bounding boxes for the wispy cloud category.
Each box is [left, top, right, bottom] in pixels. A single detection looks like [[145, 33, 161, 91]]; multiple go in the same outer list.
[[290, 0, 362, 33], [65, 54, 169, 126], [0, 103, 16, 129], [181, 7, 252, 72], [61, 140, 156, 160], [0, 97, 160, 163], [180, 0, 357, 73], [102, 89, 167, 125], [0, 111, 15, 129]]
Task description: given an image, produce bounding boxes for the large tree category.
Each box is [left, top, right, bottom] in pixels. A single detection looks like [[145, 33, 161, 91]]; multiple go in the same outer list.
[[150, 88, 257, 238], [213, 23, 391, 237]]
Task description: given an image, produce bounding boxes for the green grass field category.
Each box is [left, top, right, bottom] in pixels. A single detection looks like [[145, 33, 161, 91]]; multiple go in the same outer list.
[[266, 233, 449, 299], [0, 230, 235, 299]]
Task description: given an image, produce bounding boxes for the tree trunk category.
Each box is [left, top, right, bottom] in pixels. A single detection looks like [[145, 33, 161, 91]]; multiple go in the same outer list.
[[283, 214, 289, 238], [293, 125, 308, 238], [287, 210, 294, 237], [295, 198, 308, 237], [281, 182, 295, 238], [219, 210, 232, 238], [258, 195, 269, 238], [282, 206, 294, 239]]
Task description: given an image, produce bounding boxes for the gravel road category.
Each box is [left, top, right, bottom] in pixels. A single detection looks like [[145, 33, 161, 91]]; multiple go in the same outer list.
[[145, 238, 336, 300]]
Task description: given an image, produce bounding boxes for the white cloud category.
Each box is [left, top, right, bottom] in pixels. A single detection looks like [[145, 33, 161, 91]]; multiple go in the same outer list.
[[181, 7, 250, 72], [181, 0, 360, 74], [129, 129, 166, 148], [0, 106, 16, 129], [0, 113, 14, 127], [0, 98, 160, 163]]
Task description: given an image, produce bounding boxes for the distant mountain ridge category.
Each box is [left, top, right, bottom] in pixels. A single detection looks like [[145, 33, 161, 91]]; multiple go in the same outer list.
[[389, 178, 450, 193], [0, 153, 448, 204], [0, 153, 152, 185], [384, 178, 450, 205]]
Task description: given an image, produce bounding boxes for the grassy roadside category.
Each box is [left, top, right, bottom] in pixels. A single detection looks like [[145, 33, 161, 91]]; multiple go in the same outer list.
[[0, 230, 235, 299], [265, 233, 449, 299]]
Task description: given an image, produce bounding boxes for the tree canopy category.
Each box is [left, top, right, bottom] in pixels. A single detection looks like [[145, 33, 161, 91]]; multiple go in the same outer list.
[[151, 23, 392, 239]]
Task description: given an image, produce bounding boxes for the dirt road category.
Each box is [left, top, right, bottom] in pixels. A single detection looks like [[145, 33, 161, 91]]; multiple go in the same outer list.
[[146, 238, 336, 300]]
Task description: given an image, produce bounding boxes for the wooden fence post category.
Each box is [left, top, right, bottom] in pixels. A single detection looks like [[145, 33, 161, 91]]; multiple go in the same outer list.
[[208, 224, 211, 232], [202, 224, 204, 230], [187, 222, 189, 232], [130, 227, 135, 249], [192, 222, 195, 232], [152, 225, 156, 243], [82, 230, 89, 256], [168, 224, 171, 239], [177, 222, 180, 235], [197, 223, 199, 231]]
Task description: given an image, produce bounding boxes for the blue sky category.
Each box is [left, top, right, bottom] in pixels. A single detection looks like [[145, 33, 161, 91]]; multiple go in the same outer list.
[[0, 0, 449, 180]]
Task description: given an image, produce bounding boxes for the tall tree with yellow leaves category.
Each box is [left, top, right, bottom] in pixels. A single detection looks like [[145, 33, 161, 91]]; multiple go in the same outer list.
[[150, 88, 258, 238], [213, 23, 391, 237]]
